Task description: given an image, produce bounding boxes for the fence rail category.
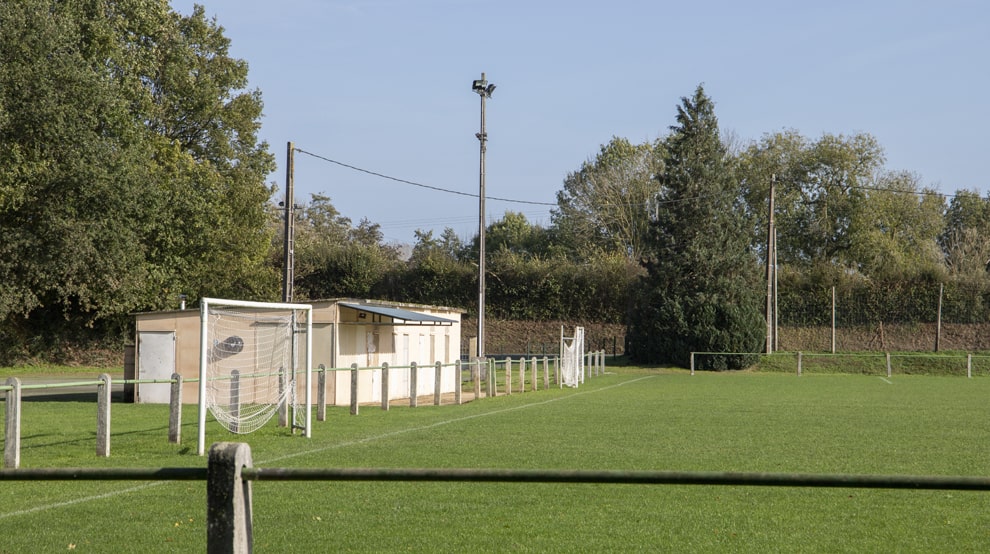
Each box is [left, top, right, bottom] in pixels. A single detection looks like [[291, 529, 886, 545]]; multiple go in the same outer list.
[[2, 441, 988, 553]]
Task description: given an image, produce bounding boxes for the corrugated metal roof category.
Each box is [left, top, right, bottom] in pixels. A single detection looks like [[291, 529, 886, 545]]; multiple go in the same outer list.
[[339, 303, 456, 325]]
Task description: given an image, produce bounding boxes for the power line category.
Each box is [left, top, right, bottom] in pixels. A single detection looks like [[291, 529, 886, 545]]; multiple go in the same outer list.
[[294, 148, 556, 206]]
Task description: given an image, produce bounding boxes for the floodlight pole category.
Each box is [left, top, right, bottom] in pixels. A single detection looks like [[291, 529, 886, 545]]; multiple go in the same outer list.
[[472, 73, 494, 359], [282, 141, 296, 303], [765, 174, 776, 354]]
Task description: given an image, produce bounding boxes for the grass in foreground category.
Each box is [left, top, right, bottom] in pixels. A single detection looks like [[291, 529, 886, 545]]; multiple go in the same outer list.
[[1, 368, 989, 552]]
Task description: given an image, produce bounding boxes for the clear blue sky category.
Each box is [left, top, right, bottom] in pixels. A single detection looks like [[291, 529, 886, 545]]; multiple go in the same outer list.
[[171, 0, 989, 245]]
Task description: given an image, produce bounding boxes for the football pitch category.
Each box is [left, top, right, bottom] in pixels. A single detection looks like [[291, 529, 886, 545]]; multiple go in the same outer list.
[[2, 367, 989, 552]]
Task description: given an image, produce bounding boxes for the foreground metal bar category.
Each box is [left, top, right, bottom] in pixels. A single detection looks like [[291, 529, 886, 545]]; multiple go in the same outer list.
[[240, 467, 990, 491], [0, 467, 207, 480]]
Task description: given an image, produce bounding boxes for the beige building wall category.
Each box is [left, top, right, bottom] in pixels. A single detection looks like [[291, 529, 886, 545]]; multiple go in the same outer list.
[[134, 299, 462, 406]]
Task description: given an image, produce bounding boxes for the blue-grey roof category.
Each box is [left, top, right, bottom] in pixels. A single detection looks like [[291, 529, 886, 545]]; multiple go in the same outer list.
[[339, 303, 456, 325]]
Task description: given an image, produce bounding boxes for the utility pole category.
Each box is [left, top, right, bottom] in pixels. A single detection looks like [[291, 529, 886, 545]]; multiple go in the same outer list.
[[282, 141, 295, 303], [765, 174, 776, 354], [472, 73, 495, 359]]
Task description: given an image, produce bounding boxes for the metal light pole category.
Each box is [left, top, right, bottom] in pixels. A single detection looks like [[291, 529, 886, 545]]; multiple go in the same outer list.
[[282, 141, 295, 303], [472, 73, 495, 359]]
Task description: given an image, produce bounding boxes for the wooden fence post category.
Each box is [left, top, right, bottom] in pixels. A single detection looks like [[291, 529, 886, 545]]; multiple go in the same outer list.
[[543, 357, 549, 390], [519, 357, 526, 393], [207, 442, 253, 554], [168, 374, 183, 444], [531, 357, 538, 392], [97, 374, 111, 458], [4, 377, 20, 468]]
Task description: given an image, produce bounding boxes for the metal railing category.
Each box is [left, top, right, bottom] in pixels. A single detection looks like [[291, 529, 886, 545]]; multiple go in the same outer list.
[[1, 441, 988, 553]]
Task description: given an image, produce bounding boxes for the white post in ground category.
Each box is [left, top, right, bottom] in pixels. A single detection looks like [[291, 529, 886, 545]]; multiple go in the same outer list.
[[434, 362, 443, 406], [207, 442, 253, 554], [410, 362, 419, 407], [4, 377, 21, 468], [350, 363, 359, 415], [381, 363, 390, 411]]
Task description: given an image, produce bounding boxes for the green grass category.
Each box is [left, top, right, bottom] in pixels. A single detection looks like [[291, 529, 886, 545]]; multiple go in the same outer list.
[[2, 368, 989, 552]]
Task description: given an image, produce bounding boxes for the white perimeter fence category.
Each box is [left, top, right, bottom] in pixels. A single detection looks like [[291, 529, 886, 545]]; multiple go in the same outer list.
[[2, 352, 607, 468]]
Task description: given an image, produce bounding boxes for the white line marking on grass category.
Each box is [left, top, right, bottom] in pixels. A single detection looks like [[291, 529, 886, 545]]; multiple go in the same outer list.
[[880, 377, 893, 384], [259, 375, 658, 465], [0, 481, 168, 521], [0, 375, 657, 520]]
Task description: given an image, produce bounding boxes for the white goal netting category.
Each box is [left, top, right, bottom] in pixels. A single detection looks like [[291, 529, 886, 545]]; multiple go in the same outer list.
[[560, 326, 585, 388], [197, 298, 312, 454]]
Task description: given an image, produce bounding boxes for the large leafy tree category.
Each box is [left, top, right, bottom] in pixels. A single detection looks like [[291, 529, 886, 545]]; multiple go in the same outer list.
[[628, 85, 765, 369], [0, 1, 275, 359], [553, 137, 662, 260]]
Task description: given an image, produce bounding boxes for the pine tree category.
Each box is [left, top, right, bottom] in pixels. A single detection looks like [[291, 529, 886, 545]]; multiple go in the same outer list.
[[628, 85, 765, 369]]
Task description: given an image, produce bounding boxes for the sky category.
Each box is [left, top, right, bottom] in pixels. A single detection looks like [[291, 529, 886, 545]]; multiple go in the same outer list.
[[170, 0, 989, 246]]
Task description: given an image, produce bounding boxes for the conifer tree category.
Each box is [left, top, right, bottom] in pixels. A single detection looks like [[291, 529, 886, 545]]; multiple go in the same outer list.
[[628, 85, 765, 369]]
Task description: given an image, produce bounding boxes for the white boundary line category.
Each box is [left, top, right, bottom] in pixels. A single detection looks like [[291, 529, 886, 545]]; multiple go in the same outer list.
[[0, 375, 657, 520], [879, 377, 893, 384]]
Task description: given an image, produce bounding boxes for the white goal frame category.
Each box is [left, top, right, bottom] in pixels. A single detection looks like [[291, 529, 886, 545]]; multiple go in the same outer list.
[[197, 297, 313, 456]]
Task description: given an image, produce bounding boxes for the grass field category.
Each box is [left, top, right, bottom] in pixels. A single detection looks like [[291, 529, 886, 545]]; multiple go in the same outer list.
[[2, 366, 989, 552]]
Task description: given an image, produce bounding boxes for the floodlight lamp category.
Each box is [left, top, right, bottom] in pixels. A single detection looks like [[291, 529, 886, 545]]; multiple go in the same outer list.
[[472, 79, 486, 91], [486, 84, 496, 97]]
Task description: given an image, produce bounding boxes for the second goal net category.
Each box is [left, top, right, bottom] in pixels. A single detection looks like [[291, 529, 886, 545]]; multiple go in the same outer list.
[[560, 326, 585, 388], [197, 298, 312, 455]]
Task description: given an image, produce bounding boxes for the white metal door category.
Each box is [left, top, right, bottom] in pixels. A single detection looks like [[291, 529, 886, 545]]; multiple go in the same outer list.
[[137, 331, 175, 403]]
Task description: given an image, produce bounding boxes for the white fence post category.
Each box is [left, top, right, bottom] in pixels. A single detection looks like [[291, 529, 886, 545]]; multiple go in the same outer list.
[[381, 363, 390, 411], [4, 377, 20, 468], [350, 363, 359, 416], [434, 362, 443, 406], [456, 360, 463, 405], [410, 362, 418, 407]]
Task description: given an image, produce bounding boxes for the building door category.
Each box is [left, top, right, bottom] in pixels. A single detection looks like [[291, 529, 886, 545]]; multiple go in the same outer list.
[[137, 331, 175, 403]]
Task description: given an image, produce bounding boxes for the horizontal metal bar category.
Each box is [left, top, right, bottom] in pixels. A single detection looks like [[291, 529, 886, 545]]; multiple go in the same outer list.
[[240, 467, 990, 491], [3, 465, 988, 491], [0, 467, 208, 481]]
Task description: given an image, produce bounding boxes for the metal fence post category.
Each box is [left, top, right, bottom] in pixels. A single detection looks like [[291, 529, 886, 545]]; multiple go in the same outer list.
[[4, 377, 20, 468], [207, 442, 253, 554], [169, 374, 183, 444], [97, 374, 111, 458]]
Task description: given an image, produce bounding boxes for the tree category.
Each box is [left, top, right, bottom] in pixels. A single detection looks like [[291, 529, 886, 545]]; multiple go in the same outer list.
[[0, 1, 276, 360], [553, 137, 662, 260], [845, 172, 945, 279], [941, 190, 990, 277], [627, 85, 765, 369]]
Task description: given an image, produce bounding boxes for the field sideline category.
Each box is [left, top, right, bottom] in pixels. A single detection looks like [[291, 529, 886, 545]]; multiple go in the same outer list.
[[2, 368, 989, 552]]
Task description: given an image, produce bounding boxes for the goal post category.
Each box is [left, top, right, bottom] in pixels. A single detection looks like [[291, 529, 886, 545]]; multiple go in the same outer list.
[[560, 325, 585, 388], [197, 298, 313, 456]]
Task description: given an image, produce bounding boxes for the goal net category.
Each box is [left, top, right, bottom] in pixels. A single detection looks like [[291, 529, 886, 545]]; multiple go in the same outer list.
[[197, 298, 313, 455], [560, 326, 585, 388]]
